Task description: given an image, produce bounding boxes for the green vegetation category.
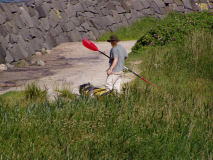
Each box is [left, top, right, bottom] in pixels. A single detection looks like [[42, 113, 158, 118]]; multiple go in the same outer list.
[[98, 16, 159, 41], [25, 82, 48, 100], [0, 12, 212, 159], [132, 12, 213, 52]]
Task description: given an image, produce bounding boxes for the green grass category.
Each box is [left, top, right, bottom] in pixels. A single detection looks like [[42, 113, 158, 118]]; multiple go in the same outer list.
[[0, 12, 213, 159], [98, 16, 159, 41]]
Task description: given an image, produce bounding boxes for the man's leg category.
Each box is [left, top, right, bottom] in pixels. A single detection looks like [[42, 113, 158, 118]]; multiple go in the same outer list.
[[105, 75, 113, 91], [113, 74, 122, 93], [105, 74, 122, 92]]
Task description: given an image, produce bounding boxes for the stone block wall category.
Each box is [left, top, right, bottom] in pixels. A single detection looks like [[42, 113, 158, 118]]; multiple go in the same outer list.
[[0, 0, 212, 64]]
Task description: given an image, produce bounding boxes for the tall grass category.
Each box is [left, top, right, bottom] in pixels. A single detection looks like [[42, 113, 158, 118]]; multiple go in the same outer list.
[[0, 12, 213, 159]]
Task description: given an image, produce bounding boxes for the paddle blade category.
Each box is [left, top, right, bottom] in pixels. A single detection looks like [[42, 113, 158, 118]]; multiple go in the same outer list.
[[141, 78, 156, 87], [82, 39, 99, 51]]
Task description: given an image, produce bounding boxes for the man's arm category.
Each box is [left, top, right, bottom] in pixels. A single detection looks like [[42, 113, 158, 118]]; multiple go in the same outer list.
[[107, 58, 118, 75]]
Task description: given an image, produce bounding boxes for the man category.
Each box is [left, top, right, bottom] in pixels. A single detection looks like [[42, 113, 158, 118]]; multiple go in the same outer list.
[[105, 35, 128, 93]]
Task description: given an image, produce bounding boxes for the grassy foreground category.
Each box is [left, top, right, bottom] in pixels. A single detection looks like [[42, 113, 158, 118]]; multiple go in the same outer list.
[[0, 12, 213, 159]]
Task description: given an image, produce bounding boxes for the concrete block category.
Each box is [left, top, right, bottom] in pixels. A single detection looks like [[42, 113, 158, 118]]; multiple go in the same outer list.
[[132, 10, 144, 18], [174, 0, 184, 6], [25, 41, 35, 56], [49, 10, 60, 24], [106, 2, 116, 10], [182, 0, 193, 9], [5, 3, 18, 13], [88, 6, 98, 14], [105, 15, 115, 26], [40, 18, 50, 31], [85, 12, 95, 18], [61, 21, 75, 32], [29, 27, 42, 39], [120, 1, 132, 12], [33, 38, 43, 51], [190, 0, 199, 10], [12, 14, 25, 29], [89, 18, 101, 30], [119, 14, 129, 26], [101, 8, 110, 16], [128, 14, 137, 25], [163, 0, 174, 3], [28, 6, 37, 17], [125, 13, 132, 20], [36, 5, 48, 18], [17, 35, 27, 49], [3, 22, 13, 34], [19, 28, 31, 40], [42, 2, 51, 15], [142, 8, 155, 15], [141, 0, 151, 8], [0, 25, 8, 37], [91, 28, 100, 39], [0, 13, 6, 25], [31, 14, 41, 28], [61, 0, 67, 9], [76, 26, 86, 32], [70, 16, 80, 26], [0, 35, 9, 50], [0, 3, 13, 21], [49, 28, 57, 37], [81, 22, 91, 31], [151, 1, 161, 13], [87, 31, 96, 41], [169, 3, 179, 11], [60, 12, 69, 23], [67, 31, 78, 42], [160, 7, 167, 14], [19, 6, 34, 28], [9, 34, 18, 44], [132, 0, 145, 10], [16, 42, 28, 59], [55, 34, 64, 45], [185, 8, 193, 13], [165, 6, 172, 13], [55, 25, 63, 36], [46, 32, 57, 47], [6, 20, 19, 35], [80, 32, 90, 40], [116, 5, 126, 13], [153, 0, 166, 7], [0, 43, 6, 63], [65, 4, 76, 17], [49, 18, 58, 28], [112, 10, 121, 22], [84, 0, 92, 8], [199, 0, 207, 2], [74, 2, 84, 12], [51, 0, 65, 12], [77, 15, 86, 24], [5, 51, 14, 63]]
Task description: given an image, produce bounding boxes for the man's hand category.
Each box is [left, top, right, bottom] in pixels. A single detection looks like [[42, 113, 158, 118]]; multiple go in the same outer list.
[[107, 69, 112, 75]]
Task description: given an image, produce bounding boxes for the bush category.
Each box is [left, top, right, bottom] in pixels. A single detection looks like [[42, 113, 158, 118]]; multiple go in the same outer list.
[[25, 82, 47, 100], [132, 12, 213, 52]]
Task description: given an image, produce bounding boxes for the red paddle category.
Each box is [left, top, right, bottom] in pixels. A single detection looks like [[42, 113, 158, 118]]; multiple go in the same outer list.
[[82, 39, 156, 87]]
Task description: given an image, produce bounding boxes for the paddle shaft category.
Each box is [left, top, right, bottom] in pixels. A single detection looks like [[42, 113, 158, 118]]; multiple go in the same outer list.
[[99, 51, 156, 87]]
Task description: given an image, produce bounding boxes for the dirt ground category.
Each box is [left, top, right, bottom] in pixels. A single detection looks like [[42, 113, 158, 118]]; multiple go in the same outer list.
[[0, 40, 136, 99]]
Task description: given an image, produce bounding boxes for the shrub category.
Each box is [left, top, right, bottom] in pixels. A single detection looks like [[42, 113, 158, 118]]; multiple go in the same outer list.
[[132, 12, 213, 52], [25, 82, 47, 100]]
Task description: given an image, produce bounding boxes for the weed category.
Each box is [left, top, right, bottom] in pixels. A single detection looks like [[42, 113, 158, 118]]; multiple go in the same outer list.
[[25, 82, 47, 100]]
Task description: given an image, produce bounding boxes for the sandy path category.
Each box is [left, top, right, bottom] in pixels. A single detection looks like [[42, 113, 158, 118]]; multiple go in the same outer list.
[[0, 40, 136, 99]]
